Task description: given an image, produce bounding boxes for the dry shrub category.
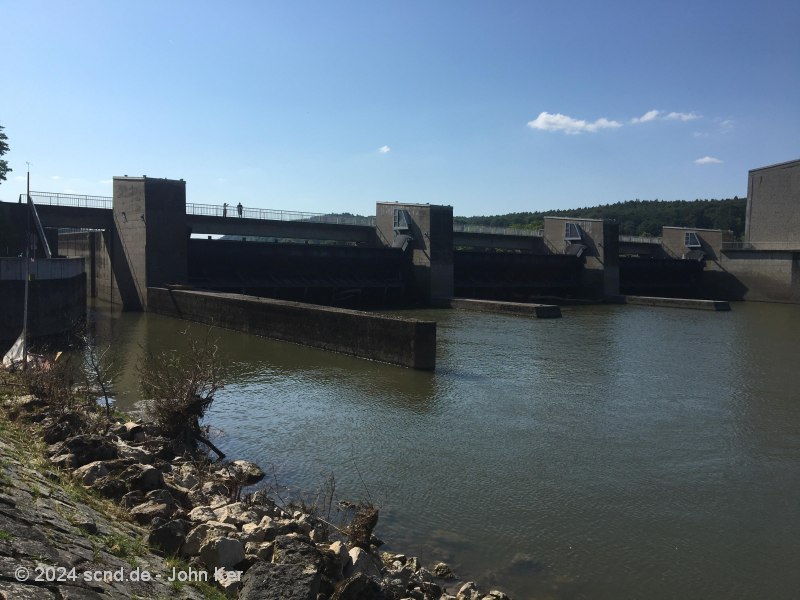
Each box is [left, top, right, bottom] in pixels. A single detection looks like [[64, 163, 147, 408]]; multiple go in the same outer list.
[[137, 329, 221, 451], [20, 355, 81, 414]]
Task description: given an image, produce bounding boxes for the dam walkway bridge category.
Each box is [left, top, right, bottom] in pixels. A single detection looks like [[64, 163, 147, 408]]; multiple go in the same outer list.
[[17, 191, 663, 252]]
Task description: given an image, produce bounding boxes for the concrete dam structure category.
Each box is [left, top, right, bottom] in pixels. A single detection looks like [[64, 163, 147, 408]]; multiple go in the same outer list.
[[2, 157, 798, 361]]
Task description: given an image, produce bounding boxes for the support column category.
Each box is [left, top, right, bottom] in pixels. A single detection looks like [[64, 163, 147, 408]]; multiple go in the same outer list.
[[376, 202, 454, 303], [111, 177, 188, 311]]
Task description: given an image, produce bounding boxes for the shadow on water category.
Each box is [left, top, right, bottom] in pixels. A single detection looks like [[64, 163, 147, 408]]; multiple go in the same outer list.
[[87, 300, 443, 414], [85, 299, 800, 600]]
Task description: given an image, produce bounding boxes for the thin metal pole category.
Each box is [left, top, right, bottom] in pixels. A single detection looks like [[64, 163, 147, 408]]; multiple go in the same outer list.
[[21, 165, 31, 370]]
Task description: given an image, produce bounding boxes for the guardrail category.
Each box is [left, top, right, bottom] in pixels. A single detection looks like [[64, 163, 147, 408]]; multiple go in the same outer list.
[[186, 203, 376, 226], [21, 193, 572, 239], [721, 241, 800, 251], [453, 224, 543, 237], [24, 192, 112, 209], [619, 235, 662, 244]]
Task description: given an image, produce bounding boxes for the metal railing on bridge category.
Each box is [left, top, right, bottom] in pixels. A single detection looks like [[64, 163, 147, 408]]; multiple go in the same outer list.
[[23, 191, 112, 209], [721, 241, 800, 251], [23, 192, 573, 239], [618, 235, 662, 244], [453, 224, 543, 237], [186, 202, 377, 226]]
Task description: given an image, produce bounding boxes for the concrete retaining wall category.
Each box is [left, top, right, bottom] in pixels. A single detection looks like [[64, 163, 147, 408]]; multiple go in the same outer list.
[[623, 295, 731, 311], [0, 274, 86, 343], [449, 298, 562, 318], [0, 258, 84, 280], [147, 287, 436, 369], [720, 250, 800, 303]]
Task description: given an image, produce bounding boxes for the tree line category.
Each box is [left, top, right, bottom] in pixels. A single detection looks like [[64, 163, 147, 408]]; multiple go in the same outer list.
[[454, 197, 747, 238]]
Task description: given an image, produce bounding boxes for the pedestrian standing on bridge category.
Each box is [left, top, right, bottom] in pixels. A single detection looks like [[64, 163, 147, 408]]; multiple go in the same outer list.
[[223, 202, 228, 217], [237, 202, 243, 217]]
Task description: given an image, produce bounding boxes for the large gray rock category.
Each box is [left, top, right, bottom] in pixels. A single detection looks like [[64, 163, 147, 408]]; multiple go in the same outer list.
[[272, 534, 323, 570], [244, 541, 274, 561], [129, 501, 172, 525], [172, 464, 200, 489], [433, 561, 456, 580], [213, 502, 259, 526], [331, 573, 383, 600], [198, 536, 245, 569], [260, 517, 304, 541], [123, 464, 164, 492], [114, 439, 153, 463], [345, 547, 382, 579], [182, 521, 238, 557], [239, 562, 320, 600], [123, 421, 146, 442], [229, 460, 266, 486], [146, 519, 187, 555], [120, 490, 144, 509], [187, 505, 216, 522], [328, 541, 349, 578], [145, 488, 177, 507], [52, 434, 118, 467], [457, 581, 481, 600], [72, 461, 109, 486], [240, 522, 266, 543]]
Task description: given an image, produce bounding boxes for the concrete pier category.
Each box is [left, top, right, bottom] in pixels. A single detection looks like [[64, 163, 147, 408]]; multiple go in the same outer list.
[[0, 258, 86, 343], [147, 287, 436, 369], [622, 295, 731, 311], [449, 298, 562, 318]]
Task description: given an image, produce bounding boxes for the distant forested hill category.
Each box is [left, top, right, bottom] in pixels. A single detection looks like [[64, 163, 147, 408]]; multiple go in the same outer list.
[[455, 198, 747, 238]]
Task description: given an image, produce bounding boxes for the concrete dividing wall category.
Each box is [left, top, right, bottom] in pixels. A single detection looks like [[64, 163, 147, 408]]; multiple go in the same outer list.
[[623, 296, 730, 311], [720, 250, 800, 303], [0, 257, 84, 280], [59, 231, 122, 304], [0, 274, 86, 343], [147, 287, 437, 370], [0, 202, 26, 257], [450, 298, 561, 318]]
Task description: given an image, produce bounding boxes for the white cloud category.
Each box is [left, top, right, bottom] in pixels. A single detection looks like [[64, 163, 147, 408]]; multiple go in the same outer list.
[[50, 175, 61, 180], [631, 110, 661, 124], [633, 109, 702, 124], [695, 156, 723, 164], [716, 118, 734, 134], [527, 112, 622, 135], [665, 111, 700, 121], [378, 145, 391, 154]]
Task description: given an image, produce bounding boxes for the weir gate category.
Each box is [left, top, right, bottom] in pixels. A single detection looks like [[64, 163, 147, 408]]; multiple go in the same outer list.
[[0, 177, 741, 311]]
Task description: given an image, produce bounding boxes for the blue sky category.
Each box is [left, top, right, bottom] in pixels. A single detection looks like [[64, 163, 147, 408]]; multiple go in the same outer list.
[[1, 0, 798, 217]]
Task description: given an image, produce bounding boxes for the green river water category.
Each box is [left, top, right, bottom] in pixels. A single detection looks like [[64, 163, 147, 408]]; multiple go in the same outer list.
[[88, 300, 800, 600]]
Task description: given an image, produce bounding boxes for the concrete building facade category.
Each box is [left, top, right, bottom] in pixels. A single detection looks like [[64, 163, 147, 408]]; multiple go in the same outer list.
[[721, 159, 800, 303], [745, 158, 800, 247]]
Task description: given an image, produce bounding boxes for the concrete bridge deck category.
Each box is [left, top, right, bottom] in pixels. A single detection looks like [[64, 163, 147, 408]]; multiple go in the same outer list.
[[8, 194, 669, 251]]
